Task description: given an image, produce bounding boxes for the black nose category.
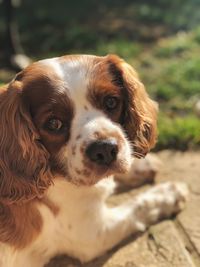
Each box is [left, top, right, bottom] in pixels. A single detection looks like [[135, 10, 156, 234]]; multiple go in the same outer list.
[[86, 140, 118, 166]]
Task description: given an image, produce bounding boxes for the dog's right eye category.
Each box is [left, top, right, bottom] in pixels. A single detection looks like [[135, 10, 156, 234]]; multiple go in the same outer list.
[[103, 96, 119, 112], [45, 118, 63, 132]]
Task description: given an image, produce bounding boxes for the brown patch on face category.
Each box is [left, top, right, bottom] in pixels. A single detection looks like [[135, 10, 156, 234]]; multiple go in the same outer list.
[[19, 62, 74, 173], [105, 55, 158, 157], [84, 105, 88, 110], [87, 60, 123, 123], [0, 201, 42, 249], [0, 71, 53, 204]]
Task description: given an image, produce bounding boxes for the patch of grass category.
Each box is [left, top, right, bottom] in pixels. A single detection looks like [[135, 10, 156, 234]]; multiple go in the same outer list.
[[156, 113, 200, 150], [154, 32, 193, 58], [193, 26, 200, 43], [138, 31, 200, 100], [133, 29, 200, 150], [0, 69, 15, 84]]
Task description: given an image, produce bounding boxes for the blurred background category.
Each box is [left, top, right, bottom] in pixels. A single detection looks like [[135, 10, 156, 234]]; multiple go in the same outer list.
[[0, 0, 200, 151]]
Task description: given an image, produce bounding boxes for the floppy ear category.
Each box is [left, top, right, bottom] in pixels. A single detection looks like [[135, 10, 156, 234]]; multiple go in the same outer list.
[[106, 55, 158, 158], [0, 80, 53, 204]]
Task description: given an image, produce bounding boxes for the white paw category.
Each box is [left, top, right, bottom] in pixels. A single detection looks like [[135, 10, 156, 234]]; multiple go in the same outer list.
[[151, 182, 189, 217], [166, 182, 189, 210], [137, 182, 189, 223]]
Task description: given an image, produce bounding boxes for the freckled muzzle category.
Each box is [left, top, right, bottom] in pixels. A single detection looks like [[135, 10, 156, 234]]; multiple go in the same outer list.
[[85, 139, 118, 166], [67, 114, 132, 186]]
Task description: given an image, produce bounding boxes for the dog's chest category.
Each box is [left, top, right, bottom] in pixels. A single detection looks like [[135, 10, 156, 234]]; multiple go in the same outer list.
[[34, 178, 109, 260]]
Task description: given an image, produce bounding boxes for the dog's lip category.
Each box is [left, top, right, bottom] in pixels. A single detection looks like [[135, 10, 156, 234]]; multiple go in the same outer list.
[[92, 160, 129, 175], [67, 158, 130, 187], [70, 166, 114, 187]]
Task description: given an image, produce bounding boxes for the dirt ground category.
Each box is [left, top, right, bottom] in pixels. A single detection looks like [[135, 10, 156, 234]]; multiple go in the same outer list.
[[46, 150, 200, 267]]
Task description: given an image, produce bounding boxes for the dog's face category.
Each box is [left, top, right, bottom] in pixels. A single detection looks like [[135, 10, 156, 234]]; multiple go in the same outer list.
[[0, 55, 157, 202]]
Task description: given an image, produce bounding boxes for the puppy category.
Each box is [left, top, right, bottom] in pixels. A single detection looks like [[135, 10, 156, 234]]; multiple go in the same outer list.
[[0, 55, 188, 267]]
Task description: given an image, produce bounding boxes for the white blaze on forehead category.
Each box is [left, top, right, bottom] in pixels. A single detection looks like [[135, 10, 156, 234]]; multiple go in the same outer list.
[[39, 56, 94, 105], [61, 59, 90, 91], [39, 57, 65, 79]]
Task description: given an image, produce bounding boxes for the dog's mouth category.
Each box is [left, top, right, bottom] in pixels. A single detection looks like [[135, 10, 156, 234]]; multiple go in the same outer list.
[[70, 159, 130, 187]]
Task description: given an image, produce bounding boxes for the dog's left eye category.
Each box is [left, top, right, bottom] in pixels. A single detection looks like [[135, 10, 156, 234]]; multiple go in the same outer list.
[[103, 96, 119, 111], [45, 118, 63, 132]]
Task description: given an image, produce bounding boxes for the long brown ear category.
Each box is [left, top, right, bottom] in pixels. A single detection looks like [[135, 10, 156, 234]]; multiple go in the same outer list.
[[106, 55, 158, 158], [0, 81, 53, 204]]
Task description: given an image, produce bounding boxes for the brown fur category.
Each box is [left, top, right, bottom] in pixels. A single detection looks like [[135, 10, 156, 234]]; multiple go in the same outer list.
[[88, 60, 123, 123], [86, 55, 157, 158], [0, 64, 68, 248], [106, 55, 158, 158], [0, 197, 59, 249], [15, 63, 74, 176], [0, 201, 42, 248], [0, 81, 53, 204]]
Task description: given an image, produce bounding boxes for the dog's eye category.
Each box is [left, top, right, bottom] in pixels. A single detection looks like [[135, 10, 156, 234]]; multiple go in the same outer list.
[[46, 118, 63, 132], [103, 96, 119, 111]]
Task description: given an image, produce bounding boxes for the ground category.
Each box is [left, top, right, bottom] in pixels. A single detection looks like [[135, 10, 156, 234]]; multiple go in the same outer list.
[[46, 150, 200, 267]]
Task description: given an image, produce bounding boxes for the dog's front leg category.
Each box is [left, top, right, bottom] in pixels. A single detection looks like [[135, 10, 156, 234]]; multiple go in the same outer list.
[[76, 182, 188, 263]]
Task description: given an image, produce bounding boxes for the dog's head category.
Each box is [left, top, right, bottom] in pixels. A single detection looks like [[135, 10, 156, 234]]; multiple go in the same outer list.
[[0, 55, 157, 203]]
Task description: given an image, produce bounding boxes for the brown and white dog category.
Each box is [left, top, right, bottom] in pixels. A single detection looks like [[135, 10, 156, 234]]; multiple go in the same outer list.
[[0, 55, 188, 267]]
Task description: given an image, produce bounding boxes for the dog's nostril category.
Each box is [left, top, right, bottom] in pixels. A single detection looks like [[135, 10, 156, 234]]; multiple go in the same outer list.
[[86, 140, 118, 166], [97, 153, 104, 161]]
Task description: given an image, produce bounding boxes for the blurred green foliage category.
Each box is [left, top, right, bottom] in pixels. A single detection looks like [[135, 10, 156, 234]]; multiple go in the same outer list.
[[135, 30, 200, 150], [0, 0, 200, 150], [158, 114, 200, 150], [1, 0, 200, 57]]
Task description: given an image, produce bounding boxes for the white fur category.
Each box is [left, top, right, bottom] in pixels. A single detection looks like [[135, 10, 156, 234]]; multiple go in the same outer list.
[[0, 177, 188, 267]]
